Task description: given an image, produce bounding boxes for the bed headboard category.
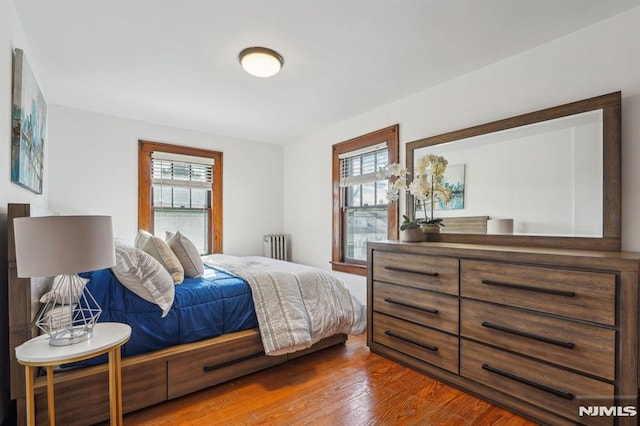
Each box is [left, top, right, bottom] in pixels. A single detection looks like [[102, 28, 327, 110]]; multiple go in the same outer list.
[[7, 203, 55, 400]]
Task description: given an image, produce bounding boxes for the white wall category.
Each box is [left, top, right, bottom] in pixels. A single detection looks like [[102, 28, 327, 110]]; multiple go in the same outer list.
[[47, 105, 284, 257], [283, 7, 640, 303]]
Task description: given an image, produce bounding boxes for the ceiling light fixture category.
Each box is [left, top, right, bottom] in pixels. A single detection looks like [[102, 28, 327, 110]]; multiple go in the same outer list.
[[239, 47, 284, 78]]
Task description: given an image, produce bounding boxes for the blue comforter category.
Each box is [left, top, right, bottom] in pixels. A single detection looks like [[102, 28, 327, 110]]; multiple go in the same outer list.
[[75, 265, 257, 365]]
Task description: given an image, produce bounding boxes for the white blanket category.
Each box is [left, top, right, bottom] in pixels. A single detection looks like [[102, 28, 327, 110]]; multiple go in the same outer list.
[[203, 255, 366, 356]]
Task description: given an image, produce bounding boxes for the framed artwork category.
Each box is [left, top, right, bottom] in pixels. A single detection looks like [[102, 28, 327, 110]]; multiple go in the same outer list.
[[414, 163, 466, 216], [437, 164, 465, 210], [11, 48, 47, 194]]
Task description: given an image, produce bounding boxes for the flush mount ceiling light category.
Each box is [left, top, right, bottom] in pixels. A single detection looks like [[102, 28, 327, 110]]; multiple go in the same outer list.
[[239, 47, 284, 78]]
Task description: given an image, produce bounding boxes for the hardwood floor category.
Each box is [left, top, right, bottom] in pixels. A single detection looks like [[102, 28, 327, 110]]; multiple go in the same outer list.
[[117, 334, 536, 425]]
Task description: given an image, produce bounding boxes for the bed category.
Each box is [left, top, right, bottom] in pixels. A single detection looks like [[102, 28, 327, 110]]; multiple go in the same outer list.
[[7, 203, 365, 425]]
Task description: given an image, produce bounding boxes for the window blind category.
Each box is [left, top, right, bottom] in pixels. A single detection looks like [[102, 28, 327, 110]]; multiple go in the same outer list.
[[151, 152, 213, 190], [339, 144, 388, 188]]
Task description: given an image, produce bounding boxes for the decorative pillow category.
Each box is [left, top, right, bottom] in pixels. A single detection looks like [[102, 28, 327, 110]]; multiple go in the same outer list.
[[39, 274, 89, 304], [136, 232, 184, 284], [134, 229, 154, 249], [166, 231, 204, 278], [111, 239, 175, 317]]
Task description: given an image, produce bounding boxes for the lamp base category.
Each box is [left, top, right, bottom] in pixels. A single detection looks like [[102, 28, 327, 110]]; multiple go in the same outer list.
[[35, 273, 102, 346], [49, 326, 94, 346]]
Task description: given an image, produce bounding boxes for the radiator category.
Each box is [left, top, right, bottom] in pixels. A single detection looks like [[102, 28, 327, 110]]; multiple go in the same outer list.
[[263, 234, 288, 261]]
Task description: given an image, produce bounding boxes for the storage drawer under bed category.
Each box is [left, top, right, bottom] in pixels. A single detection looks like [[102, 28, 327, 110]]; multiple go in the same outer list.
[[167, 332, 286, 399]]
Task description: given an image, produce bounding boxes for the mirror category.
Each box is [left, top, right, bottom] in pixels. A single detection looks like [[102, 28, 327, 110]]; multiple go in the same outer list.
[[406, 92, 620, 251]]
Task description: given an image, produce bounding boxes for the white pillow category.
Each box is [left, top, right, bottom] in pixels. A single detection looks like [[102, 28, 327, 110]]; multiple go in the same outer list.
[[111, 239, 175, 317], [136, 231, 185, 284], [166, 232, 204, 278], [40, 274, 89, 304], [134, 229, 154, 249]]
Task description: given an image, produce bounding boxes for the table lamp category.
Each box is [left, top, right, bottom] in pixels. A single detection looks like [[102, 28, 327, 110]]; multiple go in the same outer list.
[[13, 215, 115, 346]]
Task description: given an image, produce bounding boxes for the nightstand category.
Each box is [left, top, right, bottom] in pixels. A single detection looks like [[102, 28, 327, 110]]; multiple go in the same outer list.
[[15, 322, 131, 426]]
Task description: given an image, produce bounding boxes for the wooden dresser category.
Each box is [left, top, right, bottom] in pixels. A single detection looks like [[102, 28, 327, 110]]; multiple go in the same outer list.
[[367, 241, 639, 426]]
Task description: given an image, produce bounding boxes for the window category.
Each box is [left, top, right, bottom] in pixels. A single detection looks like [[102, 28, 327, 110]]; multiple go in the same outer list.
[[332, 125, 399, 275], [138, 141, 223, 254]]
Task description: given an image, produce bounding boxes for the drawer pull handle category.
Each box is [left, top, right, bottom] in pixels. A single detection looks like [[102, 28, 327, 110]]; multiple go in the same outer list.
[[384, 266, 438, 277], [203, 351, 265, 372], [481, 321, 575, 349], [384, 298, 439, 314], [481, 363, 574, 400], [481, 279, 575, 297], [384, 330, 438, 352]]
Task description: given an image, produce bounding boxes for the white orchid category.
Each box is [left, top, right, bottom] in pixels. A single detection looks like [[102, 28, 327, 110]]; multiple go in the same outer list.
[[385, 176, 406, 202], [410, 154, 451, 206], [376, 163, 406, 180], [380, 154, 451, 224], [378, 163, 407, 203]]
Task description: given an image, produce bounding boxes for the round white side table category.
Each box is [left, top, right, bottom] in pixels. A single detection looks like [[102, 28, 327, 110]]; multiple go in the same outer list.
[[15, 322, 131, 426]]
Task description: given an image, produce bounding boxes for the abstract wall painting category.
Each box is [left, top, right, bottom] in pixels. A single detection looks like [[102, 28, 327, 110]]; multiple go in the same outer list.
[[11, 48, 47, 194], [414, 164, 466, 214], [437, 164, 465, 210]]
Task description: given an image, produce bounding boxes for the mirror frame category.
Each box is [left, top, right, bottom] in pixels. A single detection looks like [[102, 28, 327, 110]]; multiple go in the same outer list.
[[406, 91, 621, 251]]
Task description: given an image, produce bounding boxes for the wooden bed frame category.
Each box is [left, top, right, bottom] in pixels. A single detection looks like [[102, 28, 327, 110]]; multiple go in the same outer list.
[[7, 203, 347, 425]]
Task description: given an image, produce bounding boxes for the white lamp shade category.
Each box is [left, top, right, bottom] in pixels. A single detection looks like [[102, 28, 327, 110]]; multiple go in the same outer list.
[[239, 47, 284, 78], [13, 215, 115, 277]]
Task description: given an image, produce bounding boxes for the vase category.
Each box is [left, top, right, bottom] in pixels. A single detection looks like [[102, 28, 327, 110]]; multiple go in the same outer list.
[[400, 227, 423, 242], [421, 224, 441, 234]]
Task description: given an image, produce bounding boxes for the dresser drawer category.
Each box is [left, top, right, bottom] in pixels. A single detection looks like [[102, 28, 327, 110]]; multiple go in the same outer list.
[[373, 281, 458, 334], [461, 340, 614, 426], [461, 299, 615, 381], [373, 251, 459, 295], [460, 260, 616, 325], [373, 312, 458, 373]]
